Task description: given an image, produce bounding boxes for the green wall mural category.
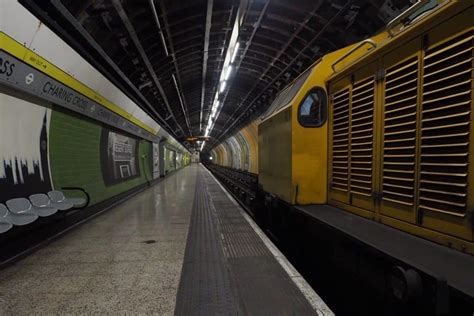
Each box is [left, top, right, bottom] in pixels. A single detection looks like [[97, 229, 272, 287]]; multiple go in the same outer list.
[[1, 91, 189, 209], [49, 107, 152, 206], [164, 147, 176, 174]]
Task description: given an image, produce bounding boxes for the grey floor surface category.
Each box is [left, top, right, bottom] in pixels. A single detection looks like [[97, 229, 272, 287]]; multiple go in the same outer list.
[[0, 165, 197, 315], [174, 167, 318, 316], [0, 164, 322, 315]]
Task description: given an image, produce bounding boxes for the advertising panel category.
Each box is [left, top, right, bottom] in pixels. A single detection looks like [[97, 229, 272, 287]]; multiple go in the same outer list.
[[100, 129, 140, 186]]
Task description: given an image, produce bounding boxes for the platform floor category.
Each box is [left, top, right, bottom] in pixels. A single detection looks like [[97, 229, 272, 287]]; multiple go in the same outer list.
[[0, 164, 330, 315]]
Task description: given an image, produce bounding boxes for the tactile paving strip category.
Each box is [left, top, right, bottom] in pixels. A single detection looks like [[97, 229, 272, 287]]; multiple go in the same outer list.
[[175, 169, 317, 315], [175, 174, 242, 315]]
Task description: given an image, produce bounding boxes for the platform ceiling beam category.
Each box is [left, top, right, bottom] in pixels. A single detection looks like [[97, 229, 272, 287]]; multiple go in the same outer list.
[[111, 0, 185, 136]]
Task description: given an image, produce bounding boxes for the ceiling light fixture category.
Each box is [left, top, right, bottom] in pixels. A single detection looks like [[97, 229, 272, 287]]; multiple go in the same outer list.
[[225, 66, 233, 81], [201, 2, 246, 152], [149, 0, 169, 57], [231, 42, 240, 63], [220, 81, 227, 93]]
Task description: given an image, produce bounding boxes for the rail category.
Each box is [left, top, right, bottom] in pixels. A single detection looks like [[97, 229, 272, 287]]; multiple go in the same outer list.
[[206, 165, 258, 203]]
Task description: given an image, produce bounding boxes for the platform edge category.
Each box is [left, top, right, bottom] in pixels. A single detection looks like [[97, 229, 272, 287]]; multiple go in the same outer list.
[[202, 164, 334, 316]]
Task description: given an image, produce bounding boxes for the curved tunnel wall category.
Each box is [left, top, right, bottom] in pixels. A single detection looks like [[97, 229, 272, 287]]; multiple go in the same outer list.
[[221, 141, 233, 168], [227, 137, 241, 170], [48, 104, 152, 206], [210, 120, 258, 174]]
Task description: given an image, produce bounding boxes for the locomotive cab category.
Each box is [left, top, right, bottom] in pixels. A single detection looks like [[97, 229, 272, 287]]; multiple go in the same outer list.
[[258, 31, 388, 205]]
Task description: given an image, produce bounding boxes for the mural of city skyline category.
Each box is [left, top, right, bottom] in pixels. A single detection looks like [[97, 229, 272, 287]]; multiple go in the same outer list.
[[0, 94, 52, 202]]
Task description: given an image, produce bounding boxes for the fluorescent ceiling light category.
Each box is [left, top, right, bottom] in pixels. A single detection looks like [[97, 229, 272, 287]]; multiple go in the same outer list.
[[231, 42, 240, 63], [149, 0, 169, 57], [225, 66, 233, 80], [220, 81, 226, 93], [202, 9, 243, 142]]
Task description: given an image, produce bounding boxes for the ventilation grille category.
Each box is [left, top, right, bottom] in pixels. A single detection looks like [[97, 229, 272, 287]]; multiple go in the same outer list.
[[419, 31, 473, 216], [350, 77, 374, 197], [382, 57, 419, 206], [331, 89, 350, 192]]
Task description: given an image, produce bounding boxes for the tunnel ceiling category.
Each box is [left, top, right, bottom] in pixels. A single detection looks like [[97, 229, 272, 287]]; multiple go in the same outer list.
[[22, 0, 411, 150]]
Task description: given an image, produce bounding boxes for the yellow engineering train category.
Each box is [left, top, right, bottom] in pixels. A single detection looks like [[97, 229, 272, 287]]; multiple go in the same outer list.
[[211, 0, 474, 311], [258, 0, 473, 255]]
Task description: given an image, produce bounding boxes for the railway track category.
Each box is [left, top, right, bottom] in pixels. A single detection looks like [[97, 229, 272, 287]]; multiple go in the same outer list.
[[205, 164, 258, 216]]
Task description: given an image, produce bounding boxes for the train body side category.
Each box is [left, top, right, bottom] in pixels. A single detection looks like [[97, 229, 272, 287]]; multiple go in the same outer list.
[[326, 0, 474, 254], [257, 0, 474, 255]]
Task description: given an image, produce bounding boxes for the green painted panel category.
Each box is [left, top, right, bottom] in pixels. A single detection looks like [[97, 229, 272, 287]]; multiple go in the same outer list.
[[164, 147, 176, 173], [49, 108, 152, 205]]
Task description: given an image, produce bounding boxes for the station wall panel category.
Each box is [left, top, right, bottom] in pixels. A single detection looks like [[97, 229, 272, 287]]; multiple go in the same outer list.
[[0, 93, 194, 218], [49, 107, 152, 206], [164, 147, 177, 174], [0, 89, 188, 209]]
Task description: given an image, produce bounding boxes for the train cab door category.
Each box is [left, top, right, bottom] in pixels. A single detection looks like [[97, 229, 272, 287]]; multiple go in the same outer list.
[[379, 38, 421, 224]]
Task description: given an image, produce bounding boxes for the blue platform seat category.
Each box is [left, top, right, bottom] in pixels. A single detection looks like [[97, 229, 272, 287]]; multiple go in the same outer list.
[[48, 191, 85, 209], [29, 194, 59, 217], [5, 199, 38, 226], [0, 204, 14, 233]]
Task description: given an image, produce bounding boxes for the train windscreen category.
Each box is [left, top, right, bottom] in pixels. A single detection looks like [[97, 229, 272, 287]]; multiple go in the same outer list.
[[261, 66, 313, 120]]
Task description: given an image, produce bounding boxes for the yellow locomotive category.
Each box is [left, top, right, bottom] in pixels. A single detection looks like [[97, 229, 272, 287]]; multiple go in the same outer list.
[[210, 0, 474, 310], [258, 0, 473, 255]]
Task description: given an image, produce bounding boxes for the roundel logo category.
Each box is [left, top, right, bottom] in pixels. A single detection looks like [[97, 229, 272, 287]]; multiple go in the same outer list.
[[25, 73, 34, 85]]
